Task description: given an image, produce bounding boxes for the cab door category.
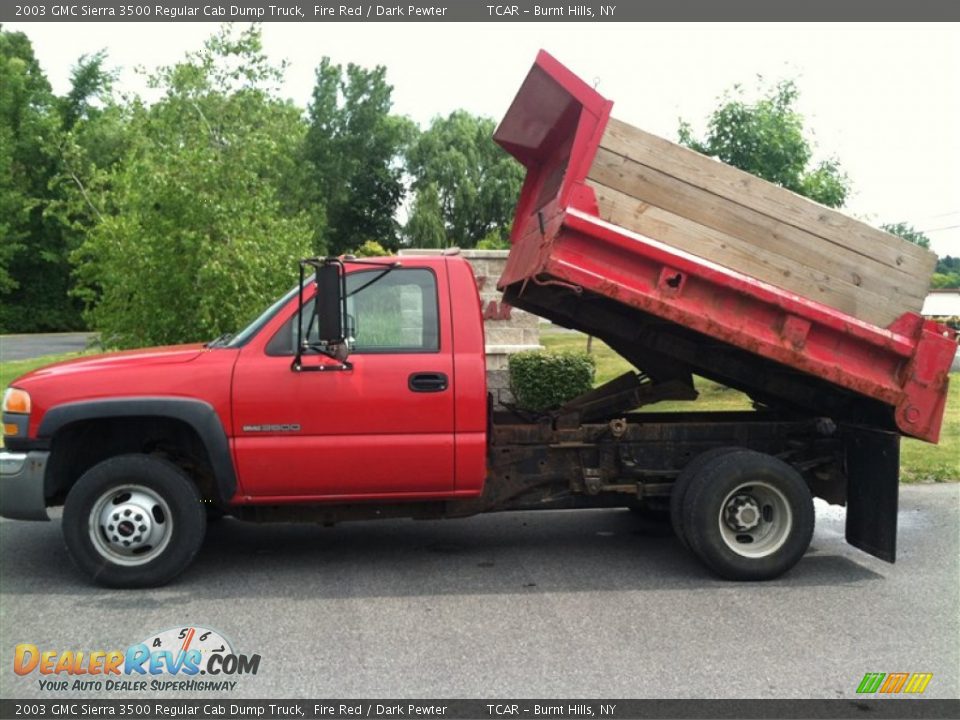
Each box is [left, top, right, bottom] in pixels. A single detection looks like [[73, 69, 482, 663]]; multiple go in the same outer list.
[[230, 265, 455, 501]]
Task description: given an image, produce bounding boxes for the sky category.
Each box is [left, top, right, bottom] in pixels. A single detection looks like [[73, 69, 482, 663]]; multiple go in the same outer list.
[[8, 21, 960, 258]]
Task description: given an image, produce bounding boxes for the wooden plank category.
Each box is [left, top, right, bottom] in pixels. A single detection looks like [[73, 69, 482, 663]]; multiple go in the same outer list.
[[587, 147, 929, 317], [588, 181, 903, 327], [601, 117, 937, 279]]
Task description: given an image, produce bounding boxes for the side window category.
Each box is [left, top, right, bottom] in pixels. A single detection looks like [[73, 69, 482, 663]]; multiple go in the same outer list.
[[266, 268, 440, 356]]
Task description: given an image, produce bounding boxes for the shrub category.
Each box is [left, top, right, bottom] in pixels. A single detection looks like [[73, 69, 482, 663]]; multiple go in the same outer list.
[[508, 350, 596, 412], [476, 230, 510, 250], [352, 240, 388, 257]]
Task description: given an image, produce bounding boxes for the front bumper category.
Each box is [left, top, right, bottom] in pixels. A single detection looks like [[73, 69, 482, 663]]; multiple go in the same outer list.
[[0, 451, 50, 520]]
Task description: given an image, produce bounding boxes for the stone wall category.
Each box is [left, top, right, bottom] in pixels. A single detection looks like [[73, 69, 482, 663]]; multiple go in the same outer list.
[[398, 249, 541, 405]]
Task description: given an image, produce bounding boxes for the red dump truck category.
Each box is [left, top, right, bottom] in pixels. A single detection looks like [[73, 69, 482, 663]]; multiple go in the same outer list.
[[1, 52, 955, 587]]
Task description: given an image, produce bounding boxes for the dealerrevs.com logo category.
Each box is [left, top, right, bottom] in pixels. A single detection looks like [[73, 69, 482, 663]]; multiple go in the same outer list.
[[14, 626, 260, 693]]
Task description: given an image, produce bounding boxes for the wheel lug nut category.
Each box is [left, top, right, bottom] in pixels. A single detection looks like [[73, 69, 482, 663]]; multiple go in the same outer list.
[[138, 525, 146, 532], [112, 513, 119, 520], [123, 509, 131, 516], [135, 514, 142, 521], [122, 540, 130, 546], [108, 525, 114, 531]]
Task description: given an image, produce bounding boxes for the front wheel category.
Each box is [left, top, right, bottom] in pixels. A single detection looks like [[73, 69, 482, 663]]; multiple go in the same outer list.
[[681, 450, 814, 581], [62, 454, 206, 587]]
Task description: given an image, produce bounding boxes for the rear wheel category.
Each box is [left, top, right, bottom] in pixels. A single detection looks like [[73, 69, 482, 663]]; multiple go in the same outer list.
[[62, 454, 206, 588], [670, 447, 742, 548], [681, 449, 814, 581]]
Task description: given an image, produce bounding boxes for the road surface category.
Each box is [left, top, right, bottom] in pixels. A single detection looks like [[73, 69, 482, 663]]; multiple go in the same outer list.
[[0, 333, 97, 362], [0, 485, 956, 700]]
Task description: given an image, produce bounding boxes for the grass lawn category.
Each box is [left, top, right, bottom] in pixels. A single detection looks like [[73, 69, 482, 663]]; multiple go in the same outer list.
[[541, 327, 959, 483], [1, 351, 90, 393], [2, 335, 957, 482]]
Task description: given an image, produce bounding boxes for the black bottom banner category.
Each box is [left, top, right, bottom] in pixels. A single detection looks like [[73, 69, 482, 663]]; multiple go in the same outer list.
[[2, 699, 959, 720]]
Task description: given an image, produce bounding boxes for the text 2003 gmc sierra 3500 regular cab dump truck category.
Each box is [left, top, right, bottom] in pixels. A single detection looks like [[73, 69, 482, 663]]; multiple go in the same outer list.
[[1, 52, 956, 587]]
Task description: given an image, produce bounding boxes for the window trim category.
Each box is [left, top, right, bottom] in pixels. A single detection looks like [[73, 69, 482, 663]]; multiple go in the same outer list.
[[264, 267, 442, 357]]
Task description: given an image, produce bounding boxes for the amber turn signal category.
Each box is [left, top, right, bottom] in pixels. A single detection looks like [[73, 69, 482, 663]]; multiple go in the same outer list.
[[2, 388, 31, 415]]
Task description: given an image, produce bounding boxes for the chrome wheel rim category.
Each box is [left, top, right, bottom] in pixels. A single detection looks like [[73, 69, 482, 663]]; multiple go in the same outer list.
[[717, 481, 792, 558], [88, 484, 173, 566]]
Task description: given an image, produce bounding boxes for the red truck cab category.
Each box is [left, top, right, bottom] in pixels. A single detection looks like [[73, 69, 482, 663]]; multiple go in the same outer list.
[[1, 255, 488, 585]]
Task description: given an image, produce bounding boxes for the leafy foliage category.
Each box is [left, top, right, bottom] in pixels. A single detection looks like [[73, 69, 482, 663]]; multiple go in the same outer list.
[[475, 229, 511, 250], [930, 254, 960, 289], [301, 59, 414, 255], [406, 111, 524, 247], [881, 222, 931, 249], [404, 182, 446, 249], [508, 350, 596, 412], [70, 26, 311, 348], [352, 240, 388, 257], [679, 79, 851, 208], [0, 28, 85, 331]]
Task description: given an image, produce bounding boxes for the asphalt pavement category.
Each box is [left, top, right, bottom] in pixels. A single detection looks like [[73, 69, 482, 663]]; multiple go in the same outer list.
[[0, 333, 97, 362], [1, 485, 957, 700]]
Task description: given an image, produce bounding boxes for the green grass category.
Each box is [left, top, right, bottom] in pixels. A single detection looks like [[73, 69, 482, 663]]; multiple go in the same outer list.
[[541, 327, 959, 483], [1, 351, 91, 393], [901, 384, 960, 483], [541, 329, 754, 412], [1, 351, 93, 448], [3, 336, 958, 483]]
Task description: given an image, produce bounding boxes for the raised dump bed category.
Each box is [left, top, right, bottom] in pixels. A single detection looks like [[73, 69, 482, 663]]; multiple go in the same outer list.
[[494, 51, 957, 442]]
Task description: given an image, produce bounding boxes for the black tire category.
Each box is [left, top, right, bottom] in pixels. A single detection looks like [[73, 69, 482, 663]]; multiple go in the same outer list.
[[670, 447, 743, 548], [62, 454, 206, 588], [681, 449, 814, 581]]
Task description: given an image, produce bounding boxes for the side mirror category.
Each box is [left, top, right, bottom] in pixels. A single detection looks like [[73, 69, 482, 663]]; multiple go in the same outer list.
[[292, 258, 351, 371], [315, 263, 345, 345]]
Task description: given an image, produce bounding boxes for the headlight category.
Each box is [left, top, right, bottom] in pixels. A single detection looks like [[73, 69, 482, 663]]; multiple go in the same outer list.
[[2, 388, 31, 414]]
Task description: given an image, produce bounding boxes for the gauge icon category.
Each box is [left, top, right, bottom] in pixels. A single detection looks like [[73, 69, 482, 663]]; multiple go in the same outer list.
[[139, 626, 233, 668]]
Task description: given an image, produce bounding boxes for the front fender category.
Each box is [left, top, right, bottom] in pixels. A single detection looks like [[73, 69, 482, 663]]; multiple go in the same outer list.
[[38, 397, 237, 505]]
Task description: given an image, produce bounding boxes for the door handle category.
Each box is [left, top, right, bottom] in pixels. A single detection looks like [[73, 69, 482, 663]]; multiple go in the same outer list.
[[408, 372, 448, 393]]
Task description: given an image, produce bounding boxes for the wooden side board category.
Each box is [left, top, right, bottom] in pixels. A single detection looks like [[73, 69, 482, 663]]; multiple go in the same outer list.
[[586, 118, 937, 328], [589, 182, 903, 326]]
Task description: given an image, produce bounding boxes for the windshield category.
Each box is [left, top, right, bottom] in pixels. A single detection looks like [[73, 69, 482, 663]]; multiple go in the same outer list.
[[221, 283, 304, 349]]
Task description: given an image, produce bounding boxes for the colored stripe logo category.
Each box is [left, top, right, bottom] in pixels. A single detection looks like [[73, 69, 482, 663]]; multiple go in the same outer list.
[[857, 672, 933, 694]]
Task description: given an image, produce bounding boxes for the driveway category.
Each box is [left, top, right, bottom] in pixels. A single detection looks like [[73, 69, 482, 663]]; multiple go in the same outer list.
[[0, 484, 957, 700], [0, 332, 97, 362]]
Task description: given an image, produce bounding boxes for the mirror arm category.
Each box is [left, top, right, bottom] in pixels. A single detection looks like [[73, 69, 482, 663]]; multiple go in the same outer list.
[[291, 256, 353, 373], [291, 260, 306, 372]]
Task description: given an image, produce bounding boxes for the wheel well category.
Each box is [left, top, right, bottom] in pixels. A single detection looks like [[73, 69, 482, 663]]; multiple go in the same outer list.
[[46, 417, 218, 506]]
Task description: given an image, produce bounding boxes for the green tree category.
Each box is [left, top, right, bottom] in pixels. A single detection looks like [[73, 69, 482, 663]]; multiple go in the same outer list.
[[406, 110, 524, 248], [881, 221, 931, 249], [71, 25, 311, 348], [301, 59, 413, 255], [57, 50, 114, 132], [929, 255, 960, 289], [935, 255, 960, 275], [404, 182, 446, 248], [0, 31, 124, 333], [0, 27, 73, 332], [679, 79, 851, 208]]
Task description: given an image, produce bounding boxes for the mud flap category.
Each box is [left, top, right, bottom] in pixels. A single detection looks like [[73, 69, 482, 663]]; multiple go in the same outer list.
[[844, 426, 900, 563]]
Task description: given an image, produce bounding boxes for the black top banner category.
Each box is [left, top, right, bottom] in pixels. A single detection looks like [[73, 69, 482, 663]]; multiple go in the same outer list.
[[3, 0, 960, 22]]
